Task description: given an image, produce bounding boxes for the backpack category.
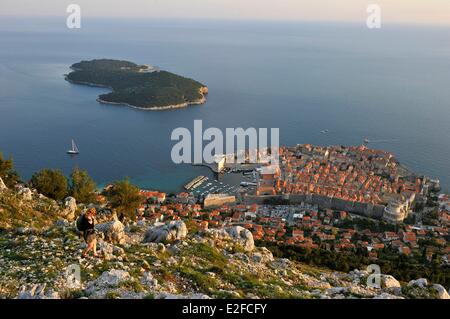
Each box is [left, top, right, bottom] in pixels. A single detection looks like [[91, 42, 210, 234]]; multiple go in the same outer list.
[[76, 214, 87, 232]]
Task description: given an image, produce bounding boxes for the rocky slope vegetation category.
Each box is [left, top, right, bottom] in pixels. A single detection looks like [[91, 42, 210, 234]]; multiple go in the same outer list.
[[0, 179, 448, 299]]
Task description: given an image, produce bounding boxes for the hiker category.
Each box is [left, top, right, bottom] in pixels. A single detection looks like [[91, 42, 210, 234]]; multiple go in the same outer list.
[[77, 207, 98, 258]]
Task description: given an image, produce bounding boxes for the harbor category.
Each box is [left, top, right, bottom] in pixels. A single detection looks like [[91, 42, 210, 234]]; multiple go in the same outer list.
[[183, 169, 258, 200], [184, 175, 208, 191]]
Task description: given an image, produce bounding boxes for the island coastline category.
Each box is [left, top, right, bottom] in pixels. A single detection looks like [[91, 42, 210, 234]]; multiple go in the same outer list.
[[95, 91, 207, 111], [65, 59, 208, 111]]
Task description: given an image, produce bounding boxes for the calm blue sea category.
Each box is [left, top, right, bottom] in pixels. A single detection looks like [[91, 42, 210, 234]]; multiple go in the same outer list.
[[0, 17, 449, 192]]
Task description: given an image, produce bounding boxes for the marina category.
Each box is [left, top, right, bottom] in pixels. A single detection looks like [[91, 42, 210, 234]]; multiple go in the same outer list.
[[190, 179, 241, 198], [183, 170, 258, 201], [184, 175, 208, 190]]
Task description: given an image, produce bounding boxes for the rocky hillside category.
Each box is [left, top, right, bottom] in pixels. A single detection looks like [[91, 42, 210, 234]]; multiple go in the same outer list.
[[0, 178, 449, 299]]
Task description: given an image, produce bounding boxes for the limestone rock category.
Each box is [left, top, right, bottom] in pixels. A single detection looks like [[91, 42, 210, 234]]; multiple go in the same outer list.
[[228, 226, 254, 252], [348, 285, 377, 298], [61, 197, 77, 221], [97, 241, 124, 260], [96, 220, 126, 244], [143, 220, 187, 243], [86, 269, 130, 296], [431, 284, 450, 299], [224, 226, 254, 252], [204, 226, 254, 251], [380, 274, 401, 289]]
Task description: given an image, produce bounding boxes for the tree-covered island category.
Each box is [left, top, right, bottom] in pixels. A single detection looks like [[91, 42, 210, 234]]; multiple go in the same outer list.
[[65, 59, 208, 110]]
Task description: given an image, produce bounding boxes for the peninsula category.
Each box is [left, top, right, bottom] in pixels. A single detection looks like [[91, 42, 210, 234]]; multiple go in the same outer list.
[[65, 59, 208, 110]]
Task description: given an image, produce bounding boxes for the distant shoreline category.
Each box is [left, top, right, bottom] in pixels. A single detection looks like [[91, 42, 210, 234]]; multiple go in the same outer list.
[[96, 94, 207, 111], [65, 78, 207, 111]]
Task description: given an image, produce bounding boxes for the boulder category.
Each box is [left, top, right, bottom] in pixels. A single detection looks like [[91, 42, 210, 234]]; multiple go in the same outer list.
[[18, 188, 33, 201], [407, 278, 428, 288], [61, 197, 77, 221], [348, 285, 377, 298], [143, 220, 187, 243], [97, 240, 124, 260], [225, 226, 255, 252], [431, 284, 450, 299], [380, 274, 401, 289], [96, 220, 126, 244], [204, 226, 256, 252], [86, 269, 130, 296]]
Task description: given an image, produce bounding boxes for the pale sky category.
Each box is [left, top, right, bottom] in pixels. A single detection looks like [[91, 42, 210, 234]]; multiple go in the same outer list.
[[1, 0, 449, 26]]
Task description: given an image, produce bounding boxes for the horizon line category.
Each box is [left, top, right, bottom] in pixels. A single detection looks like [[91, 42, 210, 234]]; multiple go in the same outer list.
[[1, 14, 450, 28]]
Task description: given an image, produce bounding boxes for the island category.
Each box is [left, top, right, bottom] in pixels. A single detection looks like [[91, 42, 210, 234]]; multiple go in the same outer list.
[[65, 59, 208, 110]]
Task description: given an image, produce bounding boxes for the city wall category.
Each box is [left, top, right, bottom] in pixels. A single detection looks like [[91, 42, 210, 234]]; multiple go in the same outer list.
[[244, 194, 385, 219]]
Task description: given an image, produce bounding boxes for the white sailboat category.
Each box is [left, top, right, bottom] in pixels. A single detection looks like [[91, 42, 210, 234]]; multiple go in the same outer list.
[[67, 139, 80, 155]]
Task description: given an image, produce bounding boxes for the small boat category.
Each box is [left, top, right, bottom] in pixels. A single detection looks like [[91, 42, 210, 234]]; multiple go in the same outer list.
[[364, 138, 370, 144], [67, 139, 80, 155], [320, 129, 329, 134]]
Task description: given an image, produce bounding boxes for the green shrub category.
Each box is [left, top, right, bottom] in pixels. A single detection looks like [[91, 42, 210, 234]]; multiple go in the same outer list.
[[30, 169, 68, 200], [105, 179, 143, 220], [0, 152, 20, 187], [69, 167, 97, 204]]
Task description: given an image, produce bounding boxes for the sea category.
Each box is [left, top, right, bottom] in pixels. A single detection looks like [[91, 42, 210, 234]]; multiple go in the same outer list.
[[0, 17, 449, 193]]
